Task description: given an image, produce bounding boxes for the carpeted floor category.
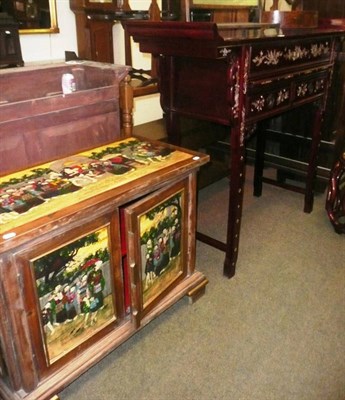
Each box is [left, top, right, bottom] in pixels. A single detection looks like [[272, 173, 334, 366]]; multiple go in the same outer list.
[[59, 166, 345, 400]]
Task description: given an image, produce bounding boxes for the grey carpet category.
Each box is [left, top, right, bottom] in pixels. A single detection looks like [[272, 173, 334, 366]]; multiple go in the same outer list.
[[60, 167, 345, 400]]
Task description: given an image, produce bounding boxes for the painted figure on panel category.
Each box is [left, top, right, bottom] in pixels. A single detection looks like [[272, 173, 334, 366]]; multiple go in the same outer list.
[[33, 227, 115, 364], [139, 191, 184, 307], [0, 139, 173, 225]]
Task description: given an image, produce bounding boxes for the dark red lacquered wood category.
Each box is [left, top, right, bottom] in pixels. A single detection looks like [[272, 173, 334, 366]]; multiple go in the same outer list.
[[326, 152, 345, 234], [126, 21, 345, 278]]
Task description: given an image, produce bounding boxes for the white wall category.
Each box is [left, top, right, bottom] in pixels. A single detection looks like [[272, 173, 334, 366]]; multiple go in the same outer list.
[[112, 19, 163, 126], [19, 0, 162, 126]]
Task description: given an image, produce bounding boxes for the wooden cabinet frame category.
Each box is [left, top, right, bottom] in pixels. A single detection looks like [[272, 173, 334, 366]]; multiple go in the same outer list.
[[0, 137, 209, 400], [20, 214, 125, 368], [126, 178, 190, 319]]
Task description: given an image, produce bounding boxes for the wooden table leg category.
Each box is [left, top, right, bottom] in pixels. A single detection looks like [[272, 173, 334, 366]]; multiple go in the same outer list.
[[304, 105, 323, 213], [223, 126, 247, 278], [161, 55, 182, 146], [253, 122, 267, 197], [166, 110, 182, 145]]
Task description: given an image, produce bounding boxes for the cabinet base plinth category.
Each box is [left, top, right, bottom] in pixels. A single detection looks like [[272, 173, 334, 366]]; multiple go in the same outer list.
[[187, 277, 208, 303]]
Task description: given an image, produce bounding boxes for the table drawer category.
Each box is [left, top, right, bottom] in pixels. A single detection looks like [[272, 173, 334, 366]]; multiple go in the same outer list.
[[246, 68, 330, 121]]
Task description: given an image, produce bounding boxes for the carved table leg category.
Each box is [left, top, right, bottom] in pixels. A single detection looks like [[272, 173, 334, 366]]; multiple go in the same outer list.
[[223, 125, 247, 278], [325, 151, 345, 234]]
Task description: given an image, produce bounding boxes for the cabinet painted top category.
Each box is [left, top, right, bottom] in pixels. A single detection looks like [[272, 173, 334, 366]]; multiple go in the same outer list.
[[0, 138, 208, 242]]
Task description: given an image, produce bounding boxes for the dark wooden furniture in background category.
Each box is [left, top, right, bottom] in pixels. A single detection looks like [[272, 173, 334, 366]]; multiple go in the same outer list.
[[324, 19, 345, 233], [181, 0, 255, 22], [261, 0, 318, 28], [326, 144, 345, 234], [69, 0, 130, 64], [304, 0, 345, 18], [162, 0, 259, 22], [304, 0, 345, 146], [69, 0, 160, 97], [127, 21, 345, 278], [0, 61, 131, 175], [314, 6, 345, 234]]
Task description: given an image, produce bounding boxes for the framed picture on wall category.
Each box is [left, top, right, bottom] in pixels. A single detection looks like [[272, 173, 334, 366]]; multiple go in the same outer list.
[[125, 178, 190, 317]]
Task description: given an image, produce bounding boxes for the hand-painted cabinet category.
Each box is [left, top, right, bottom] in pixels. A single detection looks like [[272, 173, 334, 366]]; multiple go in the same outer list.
[[0, 138, 209, 400]]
